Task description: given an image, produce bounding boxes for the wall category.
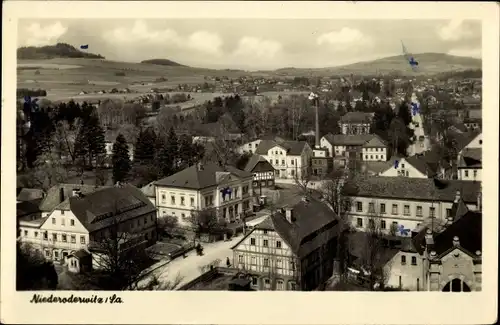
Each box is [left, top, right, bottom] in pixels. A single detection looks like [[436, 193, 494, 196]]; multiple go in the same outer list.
[[385, 251, 425, 290], [380, 158, 427, 178], [346, 197, 475, 235], [464, 133, 482, 150], [319, 137, 333, 157], [236, 139, 262, 155], [233, 228, 298, 290], [458, 168, 482, 182], [362, 147, 388, 162], [156, 187, 199, 225], [430, 247, 481, 291]]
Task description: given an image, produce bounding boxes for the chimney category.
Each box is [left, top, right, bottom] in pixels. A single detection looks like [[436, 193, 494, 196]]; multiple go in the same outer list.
[[59, 187, 65, 203], [453, 236, 460, 247], [454, 190, 461, 203], [285, 207, 293, 223], [315, 99, 320, 149]]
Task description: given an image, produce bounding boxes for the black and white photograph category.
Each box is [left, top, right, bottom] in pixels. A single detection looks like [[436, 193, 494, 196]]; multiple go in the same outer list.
[[2, 1, 498, 324]]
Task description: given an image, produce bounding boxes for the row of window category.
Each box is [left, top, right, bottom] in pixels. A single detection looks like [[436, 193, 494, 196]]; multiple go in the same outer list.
[[401, 255, 418, 266], [253, 180, 274, 188], [23, 229, 87, 244], [252, 277, 296, 290], [51, 213, 75, 226], [463, 170, 479, 178], [238, 255, 295, 270], [161, 194, 195, 207], [364, 154, 385, 160], [355, 201, 442, 218], [250, 237, 282, 248], [355, 218, 421, 231], [364, 147, 385, 152]]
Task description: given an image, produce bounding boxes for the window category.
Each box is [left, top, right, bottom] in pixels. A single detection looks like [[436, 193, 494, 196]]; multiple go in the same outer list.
[[161, 193, 166, 203], [71, 235, 76, 243], [181, 213, 185, 220], [479, 140, 482, 145], [446, 208, 452, 219], [464, 170, 469, 177], [291, 159, 294, 165], [276, 280, 284, 290], [61, 218, 65, 226], [263, 230, 268, 235], [263, 239, 269, 247], [375, 155, 379, 159], [61, 210, 65, 216], [380, 203, 386, 214], [252, 277, 258, 285], [291, 170, 295, 176], [250, 238, 256, 245], [277, 259, 282, 267], [401, 255, 406, 265], [251, 257, 256, 265], [62, 234, 67, 242], [276, 240, 282, 248], [52, 218, 56, 224], [370, 155, 373, 159], [264, 278, 271, 288], [54, 251, 59, 259], [180, 196, 185, 206], [171, 196, 175, 205], [356, 201, 363, 212], [404, 205, 410, 216], [80, 236, 85, 244], [281, 159, 285, 165], [275, 159, 278, 165], [368, 202, 375, 213], [401, 163, 405, 168], [430, 207, 436, 218], [416, 206, 423, 217], [357, 218, 363, 228], [290, 262, 296, 270], [52, 233, 57, 242], [264, 258, 269, 267], [411, 256, 417, 265], [45, 250, 50, 257], [381, 220, 386, 229], [368, 219, 375, 229], [473, 170, 478, 178], [365, 155, 369, 160], [392, 204, 398, 214], [23, 230, 28, 236], [43, 232, 48, 240], [238, 255, 243, 263], [190, 197, 195, 207], [34, 231, 38, 238]]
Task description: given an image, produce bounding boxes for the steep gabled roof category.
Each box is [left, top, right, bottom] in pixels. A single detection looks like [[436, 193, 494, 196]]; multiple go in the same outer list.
[[17, 188, 45, 202], [154, 163, 252, 190], [255, 139, 308, 156], [329, 134, 375, 146], [362, 135, 387, 148], [39, 184, 111, 212], [433, 211, 482, 257], [244, 154, 275, 173]]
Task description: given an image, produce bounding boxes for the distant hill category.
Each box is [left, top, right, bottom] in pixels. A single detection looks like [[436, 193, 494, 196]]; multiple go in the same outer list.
[[273, 53, 482, 77], [17, 43, 105, 60], [141, 59, 186, 67]]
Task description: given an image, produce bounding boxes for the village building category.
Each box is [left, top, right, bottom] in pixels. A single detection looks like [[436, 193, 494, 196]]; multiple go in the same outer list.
[[378, 153, 451, 179], [457, 132, 482, 182], [254, 139, 313, 181], [343, 176, 481, 236], [320, 134, 386, 164], [231, 196, 338, 291], [17, 183, 157, 271], [243, 154, 276, 195], [154, 162, 254, 226], [338, 112, 374, 135]]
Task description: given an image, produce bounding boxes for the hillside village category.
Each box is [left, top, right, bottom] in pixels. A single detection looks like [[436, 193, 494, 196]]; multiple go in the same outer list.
[[16, 42, 483, 292]]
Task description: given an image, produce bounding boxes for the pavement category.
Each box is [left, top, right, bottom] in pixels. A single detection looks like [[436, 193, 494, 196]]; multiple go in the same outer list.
[[139, 233, 246, 289]]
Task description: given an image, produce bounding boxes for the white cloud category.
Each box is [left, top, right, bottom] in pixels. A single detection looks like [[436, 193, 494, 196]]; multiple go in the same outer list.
[[448, 48, 482, 58], [233, 37, 283, 59], [104, 20, 223, 56], [22, 22, 67, 46], [437, 20, 474, 41], [316, 27, 373, 51]]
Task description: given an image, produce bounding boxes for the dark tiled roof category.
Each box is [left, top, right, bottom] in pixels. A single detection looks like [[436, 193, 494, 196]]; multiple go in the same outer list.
[[17, 199, 42, 218], [453, 131, 481, 152], [461, 148, 482, 161], [154, 163, 253, 189], [39, 184, 111, 212], [329, 134, 375, 146], [17, 188, 45, 202], [255, 140, 308, 156], [340, 112, 374, 123], [362, 135, 387, 148], [270, 197, 338, 257], [405, 155, 432, 176], [244, 154, 275, 173], [363, 161, 393, 175], [72, 249, 91, 259], [322, 133, 336, 146], [344, 176, 481, 204], [69, 184, 156, 232]]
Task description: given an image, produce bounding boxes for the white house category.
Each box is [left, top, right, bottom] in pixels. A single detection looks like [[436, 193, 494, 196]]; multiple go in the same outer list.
[[321, 133, 385, 162], [18, 184, 157, 270], [254, 140, 313, 180], [154, 162, 254, 226], [236, 139, 262, 155], [362, 137, 389, 162], [457, 132, 482, 182], [343, 177, 481, 236], [338, 112, 374, 135]]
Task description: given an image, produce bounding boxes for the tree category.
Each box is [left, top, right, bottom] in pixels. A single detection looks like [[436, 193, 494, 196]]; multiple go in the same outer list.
[[134, 127, 158, 165], [188, 208, 225, 243], [388, 117, 412, 156], [112, 134, 132, 183], [29, 151, 70, 190], [155, 127, 179, 178], [74, 113, 105, 168], [156, 215, 179, 238], [397, 101, 412, 126], [17, 242, 58, 290]]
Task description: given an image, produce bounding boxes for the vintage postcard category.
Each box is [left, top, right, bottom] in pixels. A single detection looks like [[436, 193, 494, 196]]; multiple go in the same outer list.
[[1, 1, 498, 324]]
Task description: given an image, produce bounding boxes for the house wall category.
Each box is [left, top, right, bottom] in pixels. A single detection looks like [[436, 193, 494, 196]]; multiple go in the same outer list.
[[232, 228, 298, 291], [319, 137, 334, 157], [429, 248, 481, 291], [458, 168, 482, 182], [236, 140, 262, 155], [340, 123, 370, 135], [156, 187, 199, 225], [252, 171, 275, 191], [347, 197, 477, 235], [385, 251, 426, 290], [362, 147, 388, 162], [262, 144, 312, 180], [464, 133, 482, 150], [380, 158, 427, 178]]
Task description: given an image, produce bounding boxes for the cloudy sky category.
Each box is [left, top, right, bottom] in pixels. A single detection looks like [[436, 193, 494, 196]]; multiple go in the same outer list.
[[17, 19, 481, 70]]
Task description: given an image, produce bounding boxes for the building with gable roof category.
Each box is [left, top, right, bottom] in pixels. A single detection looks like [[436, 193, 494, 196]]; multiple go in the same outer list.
[[231, 195, 338, 291], [338, 112, 374, 135], [254, 139, 313, 180], [457, 132, 482, 181], [154, 162, 254, 226], [243, 154, 276, 194], [343, 176, 481, 236], [361, 136, 389, 161], [17, 183, 157, 268]]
